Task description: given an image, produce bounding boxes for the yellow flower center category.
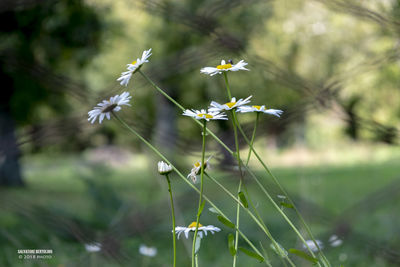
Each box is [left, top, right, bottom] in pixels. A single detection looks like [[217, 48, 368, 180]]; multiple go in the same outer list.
[[194, 162, 201, 167], [131, 60, 137, 65], [188, 222, 203, 228], [252, 105, 261, 110], [225, 102, 237, 108], [197, 113, 214, 119], [216, 63, 232, 70]]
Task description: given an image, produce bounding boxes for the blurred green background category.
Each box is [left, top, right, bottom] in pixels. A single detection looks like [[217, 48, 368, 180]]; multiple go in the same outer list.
[[1, 0, 400, 266]]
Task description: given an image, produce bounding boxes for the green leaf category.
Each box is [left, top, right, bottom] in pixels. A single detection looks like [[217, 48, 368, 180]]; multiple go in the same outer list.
[[217, 215, 235, 229], [288, 249, 318, 264], [238, 191, 248, 208], [228, 234, 236, 256], [238, 247, 264, 262], [198, 200, 205, 216], [280, 202, 294, 209]]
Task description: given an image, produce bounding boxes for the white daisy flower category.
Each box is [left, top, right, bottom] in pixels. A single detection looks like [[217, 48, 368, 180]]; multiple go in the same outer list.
[[84, 242, 101, 252], [200, 59, 249, 76], [237, 105, 283, 117], [182, 109, 228, 121], [88, 92, 131, 124], [208, 96, 252, 113], [303, 240, 323, 252], [174, 222, 221, 239], [187, 156, 212, 184], [117, 48, 152, 86], [157, 161, 173, 175], [139, 244, 157, 257]]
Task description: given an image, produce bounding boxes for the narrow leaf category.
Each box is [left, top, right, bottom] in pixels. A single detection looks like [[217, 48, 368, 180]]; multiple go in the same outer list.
[[288, 249, 318, 264], [238, 191, 248, 208], [239, 247, 264, 262], [217, 215, 235, 229], [228, 234, 236, 256], [280, 202, 294, 209]]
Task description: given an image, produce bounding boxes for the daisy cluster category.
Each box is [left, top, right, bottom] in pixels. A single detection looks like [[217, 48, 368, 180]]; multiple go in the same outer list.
[[87, 50, 287, 253]]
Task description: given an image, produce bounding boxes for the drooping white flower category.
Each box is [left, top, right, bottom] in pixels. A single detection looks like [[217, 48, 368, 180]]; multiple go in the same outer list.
[[303, 240, 323, 252], [208, 96, 252, 113], [85, 242, 101, 252], [139, 244, 157, 257], [182, 109, 228, 121], [88, 92, 131, 124], [237, 105, 283, 117], [200, 60, 249, 76], [174, 222, 221, 239], [117, 48, 152, 86], [187, 156, 212, 184], [157, 161, 173, 175]]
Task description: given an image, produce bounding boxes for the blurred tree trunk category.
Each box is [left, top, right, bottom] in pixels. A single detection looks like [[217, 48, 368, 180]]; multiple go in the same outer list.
[[0, 110, 24, 186], [153, 93, 177, 155]]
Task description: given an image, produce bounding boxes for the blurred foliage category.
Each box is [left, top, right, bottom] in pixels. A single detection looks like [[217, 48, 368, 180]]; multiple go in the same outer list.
[[0, 0, 104, 125], [1, 153, 400, 266], [0, 0, 397, 153]]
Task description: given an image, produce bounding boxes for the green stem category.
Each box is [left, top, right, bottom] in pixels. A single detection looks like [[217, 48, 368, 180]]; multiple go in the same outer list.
[[166, 174, 176, 267], [233, 179, 241, 267], [223, 72, 232, 99], [195, 253, 199, 267], [139, 70, 185, 111], [246, 112, 260, 165], [223, 72, 241, 267], [192, 121, 207, 267]]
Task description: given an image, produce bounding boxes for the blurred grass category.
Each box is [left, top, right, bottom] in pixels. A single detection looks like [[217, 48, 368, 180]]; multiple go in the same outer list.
[[0, 148, 399, 266]]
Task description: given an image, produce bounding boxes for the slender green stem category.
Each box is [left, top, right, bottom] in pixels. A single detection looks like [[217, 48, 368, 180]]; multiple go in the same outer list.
[[195, 253, 199, 267], [166, 174, 176, 267], [246, 112, 260, 165], [139, 70, 185, 111], [112, 113, 263, 258], [233, 179, 241, 267], [192, 121, 207, 267], [223, 72, 242, 267], [223, 72, 232, 99]]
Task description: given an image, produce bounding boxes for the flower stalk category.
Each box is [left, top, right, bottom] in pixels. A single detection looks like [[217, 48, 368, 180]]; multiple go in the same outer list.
[[192, 120, 207, 267], [166, 174, 177, 267]]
